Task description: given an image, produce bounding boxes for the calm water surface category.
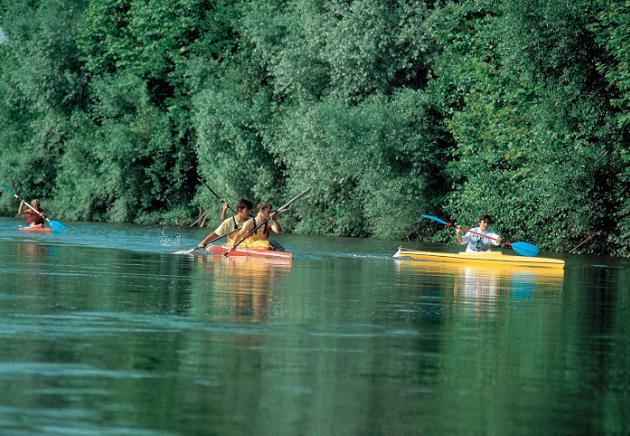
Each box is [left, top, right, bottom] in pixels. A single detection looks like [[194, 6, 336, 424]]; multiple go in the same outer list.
[[0, 217, 628, 435]]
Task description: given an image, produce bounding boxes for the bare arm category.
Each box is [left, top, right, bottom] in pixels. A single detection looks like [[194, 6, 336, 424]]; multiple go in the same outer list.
[[269, 212, 282, 234], [197, 232, 221, 249], [455, 226, 464, 244], [220, 202, 229, 221]]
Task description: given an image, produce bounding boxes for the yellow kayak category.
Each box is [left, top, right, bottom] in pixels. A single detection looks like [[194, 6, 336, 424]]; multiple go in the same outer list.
[[393, 247, 564, 269]]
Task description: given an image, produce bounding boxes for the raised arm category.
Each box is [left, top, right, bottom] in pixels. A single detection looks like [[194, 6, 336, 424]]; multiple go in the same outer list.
[[220, 202, 229, 221]]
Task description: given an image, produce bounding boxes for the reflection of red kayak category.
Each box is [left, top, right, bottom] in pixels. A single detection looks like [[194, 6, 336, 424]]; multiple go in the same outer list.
[[18, 224, 52, 235], [206, 244, 292, 261]]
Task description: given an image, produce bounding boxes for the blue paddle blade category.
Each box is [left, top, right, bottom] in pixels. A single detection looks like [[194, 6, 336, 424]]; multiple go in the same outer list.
[[0, 184, 16, 195], [419, 214, 450, 226], [511, 241, 539, 257], [48, 220, 65, 233]]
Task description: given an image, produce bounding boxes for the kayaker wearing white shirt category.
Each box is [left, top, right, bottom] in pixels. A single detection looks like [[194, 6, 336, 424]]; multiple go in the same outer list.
[[455, 214, 502, 253], [196, 198, 253, 249]]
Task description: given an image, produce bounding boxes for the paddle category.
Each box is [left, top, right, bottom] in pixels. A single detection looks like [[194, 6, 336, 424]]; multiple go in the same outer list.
[[174, 179, 239, 254], [420, 214, 539, 257], [174, 226, 243, 255], [0, 184, 65, 233], [197, 177, 235, 214], [225, 187, 312, 256]]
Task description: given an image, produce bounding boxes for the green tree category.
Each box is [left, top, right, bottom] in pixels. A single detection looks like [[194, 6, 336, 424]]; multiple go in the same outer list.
[[426, 0, 626, 254], [54, 73, 185, 223], [273, 90, 447, 238], [65, 0, 246, 223], [0, 0, 87, 214], [591, 0, 630, 255], [230, 0, 445, 237]]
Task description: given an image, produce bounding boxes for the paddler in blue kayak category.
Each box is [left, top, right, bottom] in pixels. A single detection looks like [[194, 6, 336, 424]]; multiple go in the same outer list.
[[18, 199, 46, 227], [455, 214, 502, 253], [226, 201, 282, 254], [196, 198, 253, 250]]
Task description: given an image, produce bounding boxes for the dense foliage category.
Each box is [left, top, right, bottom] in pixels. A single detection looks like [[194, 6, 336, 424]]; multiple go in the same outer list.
[[0, 0, 627, 255]]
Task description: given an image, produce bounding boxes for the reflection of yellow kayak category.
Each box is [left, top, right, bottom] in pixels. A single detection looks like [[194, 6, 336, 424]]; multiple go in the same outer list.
[[393, 247, 564, 269], [395, 260, 565, 282]]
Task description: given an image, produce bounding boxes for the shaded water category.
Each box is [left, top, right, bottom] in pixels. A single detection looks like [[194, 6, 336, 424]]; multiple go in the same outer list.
[[0, 217, 628, 434]]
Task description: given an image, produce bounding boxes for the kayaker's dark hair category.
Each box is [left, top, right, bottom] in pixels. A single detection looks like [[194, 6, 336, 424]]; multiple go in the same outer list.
[[236, 198, 253, 211], [479, 214, 493, 224]]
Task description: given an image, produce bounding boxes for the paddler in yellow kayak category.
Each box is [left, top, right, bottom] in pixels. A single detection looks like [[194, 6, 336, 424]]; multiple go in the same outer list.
[[226, 201, 282, 254], [196, 198, 253, 249], [455, 214, 502, 253]]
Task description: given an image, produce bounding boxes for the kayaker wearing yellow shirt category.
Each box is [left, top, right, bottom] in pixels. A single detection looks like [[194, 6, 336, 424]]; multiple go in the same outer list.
[[456, 214, 502, 253], [197, 198, 253, 249], [226, 201, 282, 254]]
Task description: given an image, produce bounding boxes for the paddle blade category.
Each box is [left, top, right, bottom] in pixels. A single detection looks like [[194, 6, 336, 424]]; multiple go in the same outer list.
[[511, 241, 539, 257], [48, 220, 65, 233], [173, 247, 199, 255], [419, 214, 450, 226], [278, 187, 312, 213], [0, 183, 16, 196]]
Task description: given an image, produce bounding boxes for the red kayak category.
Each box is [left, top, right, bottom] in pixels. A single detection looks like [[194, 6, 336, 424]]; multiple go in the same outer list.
[[18, 224, 52, 235], [206, 244, 293, 261]]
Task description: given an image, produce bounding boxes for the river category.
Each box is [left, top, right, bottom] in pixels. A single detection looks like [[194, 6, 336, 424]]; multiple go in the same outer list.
[[0, 217, 627, 434]]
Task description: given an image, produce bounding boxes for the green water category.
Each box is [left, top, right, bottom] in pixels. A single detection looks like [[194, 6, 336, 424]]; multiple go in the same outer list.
[[0, 218, 628, 435]]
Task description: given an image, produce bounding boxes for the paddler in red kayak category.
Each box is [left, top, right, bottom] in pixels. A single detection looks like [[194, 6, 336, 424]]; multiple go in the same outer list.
[[18, 199, 46, 227], [196, 198, 253, 250], [455, 214, 502, 253], [219, 200, 230, 221], [226, 201, 282, 255]]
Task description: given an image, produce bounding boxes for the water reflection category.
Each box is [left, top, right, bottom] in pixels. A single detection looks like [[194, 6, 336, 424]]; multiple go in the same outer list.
[[2, 226, 628, 435], [193, 256, 291, 323], [15, 242, 51, 260], [396, 260, 564, 317]]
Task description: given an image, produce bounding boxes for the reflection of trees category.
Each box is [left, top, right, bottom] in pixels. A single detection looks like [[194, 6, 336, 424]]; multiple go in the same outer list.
[[407, 260, 628, 433], [0, 240, 204, 428], [563, 266, 629, 434], [3, 235, 627, 434], [395, 260, 568, 433]]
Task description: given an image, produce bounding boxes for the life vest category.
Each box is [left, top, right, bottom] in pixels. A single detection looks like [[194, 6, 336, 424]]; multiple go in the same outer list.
[[237, 217, 271, 249], [26, 209, 44, 225], [225, 216, 244, 246]]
